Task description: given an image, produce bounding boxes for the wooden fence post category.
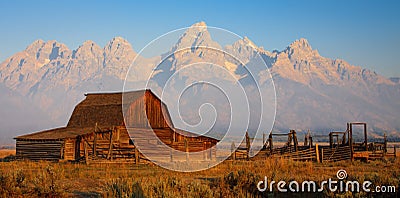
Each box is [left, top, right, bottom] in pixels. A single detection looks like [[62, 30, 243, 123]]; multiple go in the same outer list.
[[263, 133, 266, 150], [304, 132, 308, 146], [231, 141, 236, 160], [287, 131, 293, 152], [364, 123, 368, 151], [185, 138, 189, 162], [212, 146, 216, 161], [348, 123, 354, 161], [315, 144, 320, 163], [203, 142, 206, 161], [342, 133, 346, 145], [210, 145, 213, 161], [107, 128, 114, 160], [292, 130, 298, 152], [60, 142, 64, 160], [268, 133, 273, 154], [337, 135, 339, 147], [246, 132, 250, 160], [384, 133, 387, 154], [84, 141, 89, 165], [321, 148, 324, 163], [135, 146, 139, 164], [93, 133, 97, 159]]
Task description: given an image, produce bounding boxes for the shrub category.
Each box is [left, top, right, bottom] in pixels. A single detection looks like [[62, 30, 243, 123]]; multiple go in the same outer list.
[[106, 179, 145, 198]]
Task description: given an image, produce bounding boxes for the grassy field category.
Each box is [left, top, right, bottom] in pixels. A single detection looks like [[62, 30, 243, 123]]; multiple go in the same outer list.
[[0, 149, 15, 159], [0, 149, 399, 197]]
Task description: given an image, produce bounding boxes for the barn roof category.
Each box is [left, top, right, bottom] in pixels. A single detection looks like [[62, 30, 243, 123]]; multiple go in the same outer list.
[[14, 127, 94, 140], [80, 90, 147, 106], [67, 89, 157, 128], [15, 90, 152, 140]]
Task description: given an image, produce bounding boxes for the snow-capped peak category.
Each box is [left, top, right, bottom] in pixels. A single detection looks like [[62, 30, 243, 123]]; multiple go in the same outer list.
[[171, 21, 221, 52], [190, 21, 207, 28], [284, 38, 319, 60]]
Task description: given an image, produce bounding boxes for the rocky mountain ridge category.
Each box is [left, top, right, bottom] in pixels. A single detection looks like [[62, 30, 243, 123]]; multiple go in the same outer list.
[[0, 22, 399, 143]]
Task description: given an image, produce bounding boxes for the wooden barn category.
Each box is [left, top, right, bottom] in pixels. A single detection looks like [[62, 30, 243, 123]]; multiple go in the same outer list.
[[14, 90, 218, 162]]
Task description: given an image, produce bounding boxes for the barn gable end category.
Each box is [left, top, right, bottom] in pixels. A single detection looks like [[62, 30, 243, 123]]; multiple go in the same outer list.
[[67, 90, 173, 129]]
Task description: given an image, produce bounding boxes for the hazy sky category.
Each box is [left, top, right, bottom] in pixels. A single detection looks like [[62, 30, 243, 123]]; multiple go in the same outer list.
[[0, 0, 399, 77]]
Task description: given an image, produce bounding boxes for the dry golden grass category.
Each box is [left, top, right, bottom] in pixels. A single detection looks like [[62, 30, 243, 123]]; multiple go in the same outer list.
[[0, 149, 15, 159], [0, 150, 399, 197]]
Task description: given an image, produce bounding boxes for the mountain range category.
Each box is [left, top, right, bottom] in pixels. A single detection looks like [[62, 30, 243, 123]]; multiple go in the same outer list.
[[0, 22, 399, 144]]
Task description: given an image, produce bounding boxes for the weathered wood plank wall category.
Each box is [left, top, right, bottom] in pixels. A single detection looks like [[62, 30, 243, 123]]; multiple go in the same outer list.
[[16, 140, 63, 161]]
